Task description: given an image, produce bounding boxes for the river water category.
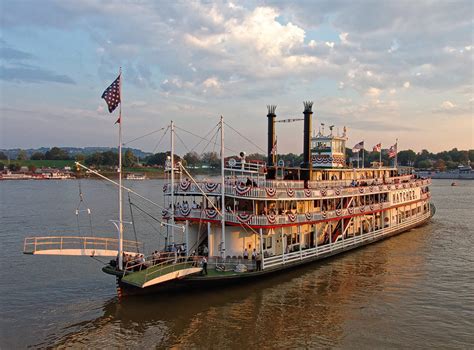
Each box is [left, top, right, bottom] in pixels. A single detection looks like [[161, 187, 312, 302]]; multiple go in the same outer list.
[[0, 179, 473, 349]]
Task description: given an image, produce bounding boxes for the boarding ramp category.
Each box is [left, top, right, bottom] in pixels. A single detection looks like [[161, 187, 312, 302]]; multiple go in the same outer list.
[[23, 236, 143, 257], [121, 256, 203, 288]]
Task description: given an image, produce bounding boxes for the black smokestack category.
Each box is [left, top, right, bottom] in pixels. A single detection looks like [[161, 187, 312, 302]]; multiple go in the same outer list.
[[267, 105, 277, 167], [303, 101, 313, 173]]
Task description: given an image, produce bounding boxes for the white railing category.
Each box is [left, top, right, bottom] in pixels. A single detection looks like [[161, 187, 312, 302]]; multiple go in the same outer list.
[[174, 201, 393, 226], [23, 236, 144, 255], [166, 178, 431, 200], [262, 211, 431, 269]]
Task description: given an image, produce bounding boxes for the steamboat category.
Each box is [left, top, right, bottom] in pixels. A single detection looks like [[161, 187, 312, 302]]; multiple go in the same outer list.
[[23, 102, 434, 296]]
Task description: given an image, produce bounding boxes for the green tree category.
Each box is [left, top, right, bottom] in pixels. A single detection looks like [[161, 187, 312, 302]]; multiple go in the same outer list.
[[45, 147, 70, 160], [0, 162, 4, 170], [201, 152, 220, 168], [0, 152, 7, 160], [433, 159, 446, 171], [123, 149, 136, 168], [417, 160, 432, 169], [31, 152, 45, 160], [398, 149, 416, 166], [183, 151, 200, 167], [8, 163, 20, 171], [17, 149, 28, 161]]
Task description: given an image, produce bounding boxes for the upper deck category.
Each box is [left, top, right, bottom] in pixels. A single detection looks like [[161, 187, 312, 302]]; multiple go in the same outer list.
[[164, 174, 430, 200]]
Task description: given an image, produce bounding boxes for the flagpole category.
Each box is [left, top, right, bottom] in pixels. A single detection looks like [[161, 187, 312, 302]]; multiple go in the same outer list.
[[357, 150, 360, 168], [395, 138, 398, 168], [118, 67, 123, 270], [362, 142, 365, 169], [379, 142, 382, 167]]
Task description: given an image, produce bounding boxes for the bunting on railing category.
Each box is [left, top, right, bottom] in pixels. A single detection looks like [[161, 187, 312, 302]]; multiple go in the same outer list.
[[205, 208, 218, 219], [237, 212, 253, 223], [266, 214, 277, 224], [162, 184, 168, 192], [321, 188, 327, 196], [305, 212, 312, 221], [180, 205, 191, 216], [304, 189, 312, 197], [205, 182, 219, 192], [348, 207, 354, 214], [236, 182, 251, 196], [265, 187, 277, 197], [287, 213, 297, 222], [335, 187, 342, 195], [335, 209, 342, 216], [359, 206, 365, 213], [162, 209, 170, 219], [179, 178, 191, 191], [359, 187, 365, 194], [322, 211, 327, 219], [286, 188, 295, 197], [369, 204, 375, 211]]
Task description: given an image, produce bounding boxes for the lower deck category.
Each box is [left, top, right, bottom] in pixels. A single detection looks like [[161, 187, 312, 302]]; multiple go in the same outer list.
[[107, 209, 432, 293]]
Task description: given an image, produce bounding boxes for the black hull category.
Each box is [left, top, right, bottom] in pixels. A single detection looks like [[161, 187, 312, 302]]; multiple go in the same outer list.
[[116, 216, 432, 296]]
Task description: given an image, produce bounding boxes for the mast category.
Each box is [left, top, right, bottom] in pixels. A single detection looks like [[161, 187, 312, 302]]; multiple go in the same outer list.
[[118, 67, 123, 270], [220, 116, 226, 258], [395, 138, 398, 169], [170, 120, 175, 245]]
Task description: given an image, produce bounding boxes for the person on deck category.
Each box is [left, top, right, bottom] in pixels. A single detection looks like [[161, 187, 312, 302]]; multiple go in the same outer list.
[[203, 245, 209, 257], [256, 253, 262, 271], [243, 248, 249, 259], [201, 256, 208, 275]]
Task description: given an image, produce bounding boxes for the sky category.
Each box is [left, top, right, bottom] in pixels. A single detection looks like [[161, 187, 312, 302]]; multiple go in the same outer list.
[[0, 0, 473, 155]]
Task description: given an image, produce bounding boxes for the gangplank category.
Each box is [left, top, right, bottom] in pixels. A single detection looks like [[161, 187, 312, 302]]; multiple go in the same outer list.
[[23, 236, 143, 257]]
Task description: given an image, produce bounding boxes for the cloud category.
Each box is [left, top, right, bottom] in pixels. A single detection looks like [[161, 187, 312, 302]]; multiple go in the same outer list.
[[0, 65, 75, 84]]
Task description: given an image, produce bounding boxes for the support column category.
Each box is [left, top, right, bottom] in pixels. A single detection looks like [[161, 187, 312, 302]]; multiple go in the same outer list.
[[281, 227, 285, 264], [298, 225, 302, 260], [259, 228, 264, 270], [185, 220, 189, 255], [207, 222, 212, 256]]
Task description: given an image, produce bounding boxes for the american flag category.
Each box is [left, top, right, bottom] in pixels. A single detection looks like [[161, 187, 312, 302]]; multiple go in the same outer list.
[[352, 141, 364, 153], [101, 74, 121, 113], [373, 143, 382, 152], [271, 137, 277, 155], [388, 143, 397, 158]]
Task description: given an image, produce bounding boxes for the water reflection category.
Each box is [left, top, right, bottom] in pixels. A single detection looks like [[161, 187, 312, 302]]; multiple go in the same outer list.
[[40, 232, 430, 349]]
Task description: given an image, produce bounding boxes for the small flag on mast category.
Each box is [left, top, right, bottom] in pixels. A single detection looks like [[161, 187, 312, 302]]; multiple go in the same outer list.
[[388, 143, 397, 158], [352, 141, 364, 153], [271, 137, 277, 155], [101, 74, 121, 115], [373, 143, 382, 152]]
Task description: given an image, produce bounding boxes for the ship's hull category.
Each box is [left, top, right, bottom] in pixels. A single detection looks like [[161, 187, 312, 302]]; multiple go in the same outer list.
[[115, 213, 432, 296]]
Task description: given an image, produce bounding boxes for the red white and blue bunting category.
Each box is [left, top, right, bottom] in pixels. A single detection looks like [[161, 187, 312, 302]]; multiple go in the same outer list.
[[162, 209, 170, 219], [335, 187, 342, 195], [206, 208, 218, 219], [304, 189, 312, 197], [162, 184, 168, 192], [359, 205, 365, 213], [287, 213, 297, 222], [237, 212, 253, 224], [348, 207, 354, 214], [335, 209, 342, 216], [286, 188, 295, 197], [236, 183, 251, 196], [266, 214, 277, 224], [322, 211, 327, 219], [265, 187, 277, 197], [321, 188, 327, 196], [180, 205, 191, 217], [305, 212, 312, 221], [179, 178, 191, 191], [359, 187, 365, 194], [205, 182, 219, 192]]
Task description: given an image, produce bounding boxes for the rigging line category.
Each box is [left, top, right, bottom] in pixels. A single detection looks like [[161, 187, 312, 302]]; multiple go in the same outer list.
[[200, 126, 220, 154], [129, 202, 167, 238], [188, 124, 220, 153], [224, 121, 266, 154], [175, 124, 239, 154], [174, 123, 219, 152], [128, 192, 140, 253], [151, 125, 170, 153], [123, 127, 166, 146], [174, 130, 191, 154]]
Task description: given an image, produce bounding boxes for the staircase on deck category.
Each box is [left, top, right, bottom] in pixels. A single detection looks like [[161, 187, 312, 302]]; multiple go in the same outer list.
[[121, 257, 203, 288]]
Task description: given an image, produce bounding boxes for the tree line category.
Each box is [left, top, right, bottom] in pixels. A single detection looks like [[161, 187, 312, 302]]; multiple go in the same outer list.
[[1, 147, 472, 171]]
